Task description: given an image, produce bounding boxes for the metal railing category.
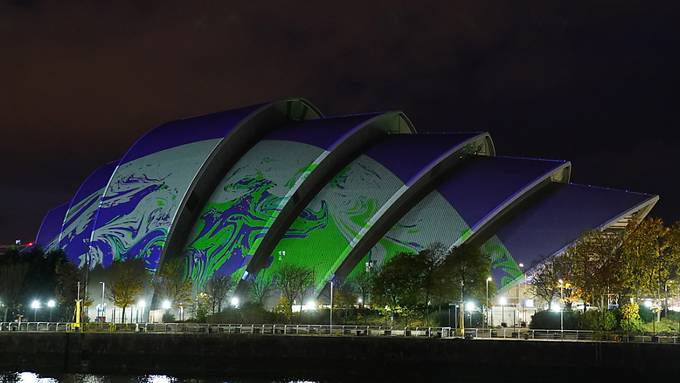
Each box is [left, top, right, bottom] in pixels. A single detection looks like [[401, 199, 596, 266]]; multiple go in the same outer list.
[[1, 322, 679, 344]]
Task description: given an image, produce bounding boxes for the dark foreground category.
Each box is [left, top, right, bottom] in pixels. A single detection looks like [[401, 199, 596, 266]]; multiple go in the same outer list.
[[1, 332, 680, 381]]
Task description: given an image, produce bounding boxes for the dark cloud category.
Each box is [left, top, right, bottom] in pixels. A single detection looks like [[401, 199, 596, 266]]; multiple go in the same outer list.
[[1, 0, 679, 243]]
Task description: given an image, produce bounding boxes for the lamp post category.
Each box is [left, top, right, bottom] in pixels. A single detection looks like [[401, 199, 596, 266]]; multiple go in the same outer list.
[[486, 277, 492, 328], [31, 300, 40, 322], [47, 299, 56, 322], [99, 281, 106, 321], [518, 263, 525, 328], [329, 280, 334, 334], [558, 279, 564, 333]]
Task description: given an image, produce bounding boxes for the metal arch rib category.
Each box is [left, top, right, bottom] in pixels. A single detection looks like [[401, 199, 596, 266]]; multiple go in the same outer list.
[[455, 160, 573, 249], [161, 98, 323, 274], [239, 111, 415, 289], [330, 132, 495, 288]]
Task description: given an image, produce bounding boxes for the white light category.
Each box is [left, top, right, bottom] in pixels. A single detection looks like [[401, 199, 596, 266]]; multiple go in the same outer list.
[[303, 300, 317, 311], [486, 276, 492, 282], [230, 296, 240, 308], [357, 297, 363, 304], [31, 300, 41, 309], [550, 302, 562, 312], [47, 299, 56, 308], [147, 375, 173, 383], [162, 300, 172, 310], [644, 299, 653, 308], [465, 301, 477, 312], [525, 299, 535, 308], [519, 263, 524, 268], [498, 296, 508, 306], [137, 299, 146, 308]]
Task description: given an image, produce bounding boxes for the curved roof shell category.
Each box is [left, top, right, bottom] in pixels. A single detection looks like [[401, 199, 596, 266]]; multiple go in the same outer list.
[[340, 155, 571, 285], [31, 98, 659, 298]]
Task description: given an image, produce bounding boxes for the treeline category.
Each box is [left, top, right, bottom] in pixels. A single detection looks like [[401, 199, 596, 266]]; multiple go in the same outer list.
[[0, 241, 495, 327], [530, 218, 680, 332], [0, 247, 78, 322]]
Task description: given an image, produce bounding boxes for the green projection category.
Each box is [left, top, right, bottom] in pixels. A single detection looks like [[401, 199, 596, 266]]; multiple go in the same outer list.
[[259, 155, 404, 291]]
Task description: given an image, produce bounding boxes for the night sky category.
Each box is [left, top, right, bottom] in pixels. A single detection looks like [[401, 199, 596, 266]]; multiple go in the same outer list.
[[1, 1, 679, 244]]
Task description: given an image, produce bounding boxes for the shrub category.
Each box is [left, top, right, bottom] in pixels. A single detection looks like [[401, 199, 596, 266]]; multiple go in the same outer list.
[[529, 310, 582, 330], [619, 302, 643, 333], [582, 309, 617, 331]]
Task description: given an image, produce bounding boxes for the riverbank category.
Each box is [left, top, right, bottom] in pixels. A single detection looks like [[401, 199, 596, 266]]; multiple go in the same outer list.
[[1, 332, 679, 380]]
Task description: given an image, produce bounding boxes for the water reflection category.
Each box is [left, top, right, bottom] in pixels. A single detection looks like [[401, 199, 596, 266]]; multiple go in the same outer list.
[[0, 373, 320, 383]]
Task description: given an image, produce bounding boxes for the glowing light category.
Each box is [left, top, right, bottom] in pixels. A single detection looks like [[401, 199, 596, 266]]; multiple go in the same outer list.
[[498, 296, 508, 306], [31, 300, 41, 309], [137, 299, 146, 308], [486, 276, 492, 282], [550, 302, 562, 312], [465, 301, 477, 312], [47, 299, 56, 308], [230, 296, 240, 308], [303, 300, 317, 311], [162, 300, 171, 310], [357, 297, 363, 304]]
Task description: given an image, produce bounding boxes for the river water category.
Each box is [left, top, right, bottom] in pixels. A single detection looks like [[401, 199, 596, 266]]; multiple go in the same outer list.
[[1, 373, 330, 383]]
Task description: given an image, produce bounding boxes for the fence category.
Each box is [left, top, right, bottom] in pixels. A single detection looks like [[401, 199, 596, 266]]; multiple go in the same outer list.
[[1, 322, 679, 344]]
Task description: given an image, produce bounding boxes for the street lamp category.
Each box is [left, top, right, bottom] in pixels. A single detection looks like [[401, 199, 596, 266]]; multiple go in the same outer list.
[[99, 281, 106, 320], [230, 296, 240, 309], [31, 300, 40, 322], [162, 300, 172, 310], [47, 299, 56, 322], [558, 279, 564, 333], [485, 277, 492, 328], [329, 279, 334, 333], [518, 263, 525, 327]]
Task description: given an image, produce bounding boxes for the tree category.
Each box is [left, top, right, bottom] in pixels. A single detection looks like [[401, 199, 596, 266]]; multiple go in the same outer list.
[[418, 243, 448, 318], [248, 273, 274, 306], [154, 258, 193, 311], [663, 221, 680, 313], [108, 259, 147, 323], [54, 259, 81, 321], [372, 252, 424, 312], [206, 274, 233, 314], [273, 264, 314, 320], [560, 230, 624, 312], [622, 218, 670, 299], [0, 262, 29, 321], [436, 244, 492, 305], [529, 258, 564, 309]]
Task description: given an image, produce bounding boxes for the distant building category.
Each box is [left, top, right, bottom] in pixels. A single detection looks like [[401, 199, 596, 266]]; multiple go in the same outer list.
[[32, 98, 657, 301]]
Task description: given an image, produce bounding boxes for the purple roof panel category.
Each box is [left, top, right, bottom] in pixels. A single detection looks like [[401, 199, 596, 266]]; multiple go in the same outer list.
[[121, 103, 265, 164], [497, 183, 655, 267], [437, 156, 568, 226], [35, 202, 69, 247], [66, 162, 117, 208], [264, 113, 383, 150], [364, 133, 480, 184]]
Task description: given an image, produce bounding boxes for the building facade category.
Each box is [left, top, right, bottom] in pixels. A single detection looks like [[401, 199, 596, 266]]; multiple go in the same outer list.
[[33, 99, 658, 302]]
